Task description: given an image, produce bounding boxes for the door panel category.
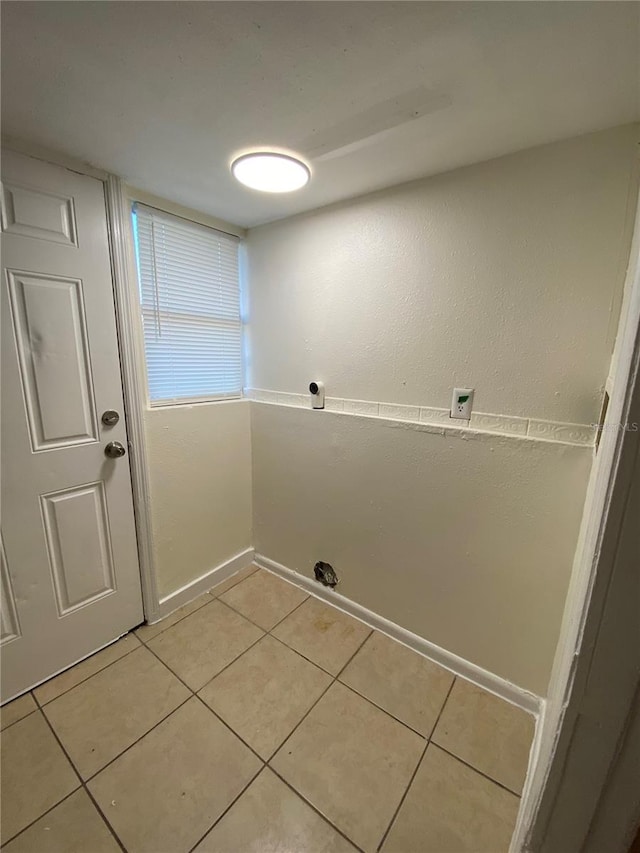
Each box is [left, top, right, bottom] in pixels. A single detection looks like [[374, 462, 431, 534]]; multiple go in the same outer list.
[[41, 482, 116, 615], [1, 150, 144, 701], [7, 270, 98, 449], [1, 182, 78, 246]]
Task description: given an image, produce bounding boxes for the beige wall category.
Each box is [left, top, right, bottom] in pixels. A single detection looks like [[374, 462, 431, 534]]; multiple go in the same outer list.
[[251, 404, 592, 695], [144, 401, 252, 598], [247, 124, 638, 424], [246, 125, 639, 695]]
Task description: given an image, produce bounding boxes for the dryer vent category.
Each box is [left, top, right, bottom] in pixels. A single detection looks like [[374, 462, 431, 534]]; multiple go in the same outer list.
[[314, 561, 339, 588]]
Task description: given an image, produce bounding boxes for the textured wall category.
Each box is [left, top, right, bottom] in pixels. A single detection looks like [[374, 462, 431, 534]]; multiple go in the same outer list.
[[246, 125, 638, 425], [145, 401, 252, 598], [246, 125, 638, 695]]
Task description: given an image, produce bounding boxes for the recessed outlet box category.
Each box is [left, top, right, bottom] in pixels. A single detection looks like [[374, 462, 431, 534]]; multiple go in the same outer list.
[[451, 388, 474, 420]]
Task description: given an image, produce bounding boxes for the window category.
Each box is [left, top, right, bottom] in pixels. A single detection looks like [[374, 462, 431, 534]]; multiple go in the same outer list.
[[132, 203, 242, 405]]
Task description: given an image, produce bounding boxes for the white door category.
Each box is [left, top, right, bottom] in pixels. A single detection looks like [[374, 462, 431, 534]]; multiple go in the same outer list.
[[1, 150, 144, 702]]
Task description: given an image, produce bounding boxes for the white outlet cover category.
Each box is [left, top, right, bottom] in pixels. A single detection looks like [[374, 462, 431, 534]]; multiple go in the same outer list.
[[451, 388, 474, 420]]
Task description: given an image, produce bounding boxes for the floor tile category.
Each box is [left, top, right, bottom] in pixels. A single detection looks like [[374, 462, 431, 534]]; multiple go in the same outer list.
[[271, 681, 424, 851], [44, 646, 189, 779], [199, 635, 331, 758], [2, 789, 120, 853], [432, 678, 535, 793], [35, 633, 141, 705], [272, 597, 371, 676], [194, 767, 357, 853], [340, 631, 454, 736], [208, 564, 259, 598], [220, 569, 307, 631], [135, 594, 211, 642], [382, 744, 519, 853], [148, 599, 263, 691], [0, 711, 78, 844], [89, 697, 261, 853], [1, 692, 37, 731]]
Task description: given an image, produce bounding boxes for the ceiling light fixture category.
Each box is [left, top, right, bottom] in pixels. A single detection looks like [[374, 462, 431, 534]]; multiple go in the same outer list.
[[231, 152, 310, 193]]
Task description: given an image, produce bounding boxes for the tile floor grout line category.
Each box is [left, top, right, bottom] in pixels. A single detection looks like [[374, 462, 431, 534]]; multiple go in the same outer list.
[[264, 625, 373, 768], [334, 627, 374, 679], [138, 632, 269, 767], [263, 629, 347, 677], [424, 673, 527, 796], [31, 703, 129, 853], [0, 778, 82, 848], [80, 695, 194, 785], [208, 563, 261, 598], [265, 610, 373, 681], [34, 646, 197, 788], [377, 741, 429, 853], [184, 764, 265, 853], [138, 564, 260, 644], [267, 591, 311, 630], [192, 692, 268, 766], [207, 563, 261, 600], [429, 677, 458, 743], [0, 692, 39, 732], [376, 677, 457, 852], [336, 680, 429, 741], [268, 765, 367, 853], [213, 596, 277, 635], [427, 675, 458, 743], [429, 742, 523, 798], [217, 585, 311, 636], [264, 675, 336, 765], [264, 631, 337, 677], [190, 582, 317, 697], [176, 627, 267, 697], [149, 605, 344, 766], [33, 637, 142, 709], [192, 622, 377, 769], [136, 594, 213, 641]]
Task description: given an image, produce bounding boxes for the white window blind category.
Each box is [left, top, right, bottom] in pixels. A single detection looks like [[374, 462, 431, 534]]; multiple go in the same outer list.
[[133, 204, 242, 405]]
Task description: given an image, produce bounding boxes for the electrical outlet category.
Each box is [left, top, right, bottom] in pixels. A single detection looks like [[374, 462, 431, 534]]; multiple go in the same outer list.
[[451, 388, 474, 420]]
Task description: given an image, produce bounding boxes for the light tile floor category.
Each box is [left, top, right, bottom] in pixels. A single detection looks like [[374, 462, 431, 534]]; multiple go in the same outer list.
[[0, 566, 536, 853]]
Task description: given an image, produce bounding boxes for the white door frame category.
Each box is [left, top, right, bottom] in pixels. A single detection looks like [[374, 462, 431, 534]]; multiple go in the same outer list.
[[512, 192, 640, 850], [103, 176, 160, 623]]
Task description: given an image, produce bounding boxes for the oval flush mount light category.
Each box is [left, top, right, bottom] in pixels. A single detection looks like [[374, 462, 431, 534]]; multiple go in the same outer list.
[[231, 152, 310, 193]]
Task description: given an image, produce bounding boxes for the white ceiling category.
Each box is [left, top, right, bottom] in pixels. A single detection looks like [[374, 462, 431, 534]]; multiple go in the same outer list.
[[2, 2, 638, 228]]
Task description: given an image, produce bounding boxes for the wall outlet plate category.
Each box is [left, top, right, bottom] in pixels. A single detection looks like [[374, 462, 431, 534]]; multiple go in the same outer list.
[[451, 388, 474, 419]]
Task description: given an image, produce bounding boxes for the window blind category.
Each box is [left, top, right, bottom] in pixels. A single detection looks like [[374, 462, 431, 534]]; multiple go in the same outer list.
[[132, 204, 242, 404]]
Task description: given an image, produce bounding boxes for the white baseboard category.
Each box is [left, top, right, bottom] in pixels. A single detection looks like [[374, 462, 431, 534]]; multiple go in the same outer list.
[[155, 547, 255, 621], [255, 552, 543, 717]]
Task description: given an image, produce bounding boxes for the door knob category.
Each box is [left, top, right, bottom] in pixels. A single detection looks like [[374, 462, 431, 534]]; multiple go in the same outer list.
[[104, 441, 126, 459]]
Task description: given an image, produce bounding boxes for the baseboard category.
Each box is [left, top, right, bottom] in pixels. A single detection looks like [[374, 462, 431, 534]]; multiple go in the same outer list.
[[255, 552, 543, 717], [155, 547, 255, 621]]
